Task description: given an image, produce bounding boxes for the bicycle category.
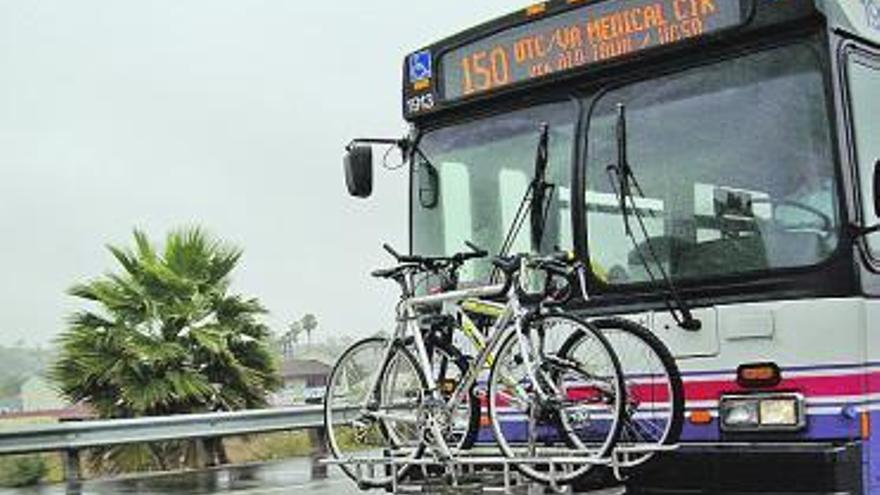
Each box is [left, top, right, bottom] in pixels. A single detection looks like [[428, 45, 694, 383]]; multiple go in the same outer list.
[[485, 256, 684, 486], [559, 317, 684, 472], [323, 245, 626, 489]]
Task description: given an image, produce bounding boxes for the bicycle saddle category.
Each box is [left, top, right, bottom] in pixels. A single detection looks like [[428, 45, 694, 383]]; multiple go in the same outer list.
[[492, 255, 522, 275], [370, 264, 417, 279]]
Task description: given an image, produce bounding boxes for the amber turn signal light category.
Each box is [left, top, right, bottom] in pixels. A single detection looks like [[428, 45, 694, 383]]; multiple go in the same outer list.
[[689, 409, 713, 425], [736, 362, 782, 388], [525, 2, 547, 16]]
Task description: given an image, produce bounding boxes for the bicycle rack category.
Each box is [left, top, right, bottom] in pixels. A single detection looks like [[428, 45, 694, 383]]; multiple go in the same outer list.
[[321, 444, 678, 494]]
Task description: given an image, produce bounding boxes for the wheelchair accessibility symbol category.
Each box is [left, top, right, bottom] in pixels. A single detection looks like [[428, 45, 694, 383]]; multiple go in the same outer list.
[[409, 51, 433, 83]]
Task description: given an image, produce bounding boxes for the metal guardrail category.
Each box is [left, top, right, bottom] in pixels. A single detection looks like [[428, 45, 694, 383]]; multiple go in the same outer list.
[[0, 405, 325, 455], [0, 405, 333, 494]]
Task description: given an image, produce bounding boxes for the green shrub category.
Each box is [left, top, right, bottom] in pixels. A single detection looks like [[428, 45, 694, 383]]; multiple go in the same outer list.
[[0, 455, 49, 487], [228, 432, 313, 462]]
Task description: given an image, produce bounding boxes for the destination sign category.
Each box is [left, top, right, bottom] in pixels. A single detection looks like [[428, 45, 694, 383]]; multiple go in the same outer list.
[[440, 0, 744, 100]]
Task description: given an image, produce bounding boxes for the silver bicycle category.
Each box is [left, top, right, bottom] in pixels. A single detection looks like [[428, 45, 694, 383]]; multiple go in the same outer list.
[[323, 245, 625, 489]]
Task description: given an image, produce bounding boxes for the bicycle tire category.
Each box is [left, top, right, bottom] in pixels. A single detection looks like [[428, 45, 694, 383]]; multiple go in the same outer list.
[[324, 337, 428, 489], [560, 316, 684, 471], [487, 314, 625, 486]]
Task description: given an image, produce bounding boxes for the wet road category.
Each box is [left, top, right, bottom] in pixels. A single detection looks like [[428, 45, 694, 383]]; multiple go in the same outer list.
[[0, 458, 371, 495], [0, 458, 630, 494]]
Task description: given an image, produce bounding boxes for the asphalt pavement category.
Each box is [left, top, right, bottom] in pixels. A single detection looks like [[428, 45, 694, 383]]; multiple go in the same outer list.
[[0, 458, 630, 494]]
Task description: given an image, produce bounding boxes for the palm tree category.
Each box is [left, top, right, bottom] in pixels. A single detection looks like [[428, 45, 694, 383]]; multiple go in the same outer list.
[[288, 321, 305, 343], [50, 227, 281, 473], [279, 321, 304, 357], [301, 314, 317, 344]]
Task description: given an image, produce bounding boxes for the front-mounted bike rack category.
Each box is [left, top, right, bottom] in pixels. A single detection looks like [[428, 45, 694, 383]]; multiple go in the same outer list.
[[321, 443, 678, 494]]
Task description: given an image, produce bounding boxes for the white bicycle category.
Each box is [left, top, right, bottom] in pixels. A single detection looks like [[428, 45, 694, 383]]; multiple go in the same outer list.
[[323, 245, 626, 489]]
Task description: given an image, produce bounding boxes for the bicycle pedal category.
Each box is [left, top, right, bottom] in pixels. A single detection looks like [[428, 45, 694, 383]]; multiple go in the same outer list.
[[439, 378, 457, 395]]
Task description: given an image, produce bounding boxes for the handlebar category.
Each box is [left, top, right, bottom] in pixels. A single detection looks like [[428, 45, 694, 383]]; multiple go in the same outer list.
[[382, 241, 487, 267], [377, 243, 589, 304], [382, 243, 399, 259], [383, 243, 421, 264], [491, 251, 590, 305], [375, 242, 490, 291], [464, 241, 488, 258]]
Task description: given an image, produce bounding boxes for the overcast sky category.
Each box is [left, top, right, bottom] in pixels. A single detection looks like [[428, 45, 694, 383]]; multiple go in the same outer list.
[[0, 1, 527, 347]]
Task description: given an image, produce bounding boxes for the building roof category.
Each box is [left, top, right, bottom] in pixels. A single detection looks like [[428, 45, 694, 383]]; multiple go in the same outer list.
[[0, 403, 93, 422], [279, 358, 331, 380]]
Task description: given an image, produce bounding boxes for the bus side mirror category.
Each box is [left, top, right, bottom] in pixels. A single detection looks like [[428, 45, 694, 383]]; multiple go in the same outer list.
[[344, 145, 373, 198], [418, 162, 439, 209]]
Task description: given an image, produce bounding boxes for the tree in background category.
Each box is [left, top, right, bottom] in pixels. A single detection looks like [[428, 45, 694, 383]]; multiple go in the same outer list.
[[0, 345, 53, 403], [287, 321, 305, 344], [278, 321, 304, 357], [301, 313, 317, 344], [50, 227, 281, 473]]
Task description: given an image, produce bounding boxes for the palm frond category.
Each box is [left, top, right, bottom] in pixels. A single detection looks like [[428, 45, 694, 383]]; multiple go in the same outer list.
[[107, 245, 140, 277], [52, 226, 281, 473]]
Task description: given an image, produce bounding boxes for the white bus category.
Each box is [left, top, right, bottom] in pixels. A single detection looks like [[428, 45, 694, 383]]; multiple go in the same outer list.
[[348, 1, 880, 492]]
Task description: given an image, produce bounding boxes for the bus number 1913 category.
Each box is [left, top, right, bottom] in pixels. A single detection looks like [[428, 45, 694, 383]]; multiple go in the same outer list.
[[406, 93, 435, 114]]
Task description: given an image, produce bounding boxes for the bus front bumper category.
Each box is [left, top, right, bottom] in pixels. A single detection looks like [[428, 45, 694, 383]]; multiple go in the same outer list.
[[624, 442, 864, 494]]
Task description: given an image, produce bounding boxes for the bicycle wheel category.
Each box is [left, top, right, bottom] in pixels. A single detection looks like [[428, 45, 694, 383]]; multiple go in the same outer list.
[[428, 343, 481, 452], [560, 317, 684, 470], [324, 337, 427, 488], [487, 314, 625, 486]]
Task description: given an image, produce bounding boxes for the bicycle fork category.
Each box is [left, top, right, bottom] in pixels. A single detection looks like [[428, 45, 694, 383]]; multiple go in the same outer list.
[[401, 301, 455, 461], [515, 315, 564, 405]]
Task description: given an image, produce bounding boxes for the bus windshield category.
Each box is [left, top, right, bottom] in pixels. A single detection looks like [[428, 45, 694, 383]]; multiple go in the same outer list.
[[410, 42, 840, 287], [411, 101, 577, 282], [585, 42, 840, 285]]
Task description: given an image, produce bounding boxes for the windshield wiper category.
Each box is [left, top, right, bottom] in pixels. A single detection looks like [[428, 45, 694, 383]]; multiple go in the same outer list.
[[497, 123, 555, 263], [608, 103, 701, 332], [530, 123, 553, 253]]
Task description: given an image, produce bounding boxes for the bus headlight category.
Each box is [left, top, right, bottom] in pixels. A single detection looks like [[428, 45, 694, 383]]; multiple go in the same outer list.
[[720, 393, 804, 431], [721, 399, 758, 427], [760, 398, 799, 426]]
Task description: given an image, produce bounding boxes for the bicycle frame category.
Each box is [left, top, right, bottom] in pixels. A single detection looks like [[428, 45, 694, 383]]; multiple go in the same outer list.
[[361, 282, 509, 412], [354, 281, 508, 458], [358, 264, 570, 460], [326, 258, 638, 492]]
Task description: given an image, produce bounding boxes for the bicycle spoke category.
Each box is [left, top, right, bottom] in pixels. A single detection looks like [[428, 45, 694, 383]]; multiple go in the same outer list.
[[587, 318, 683, 469], [488, 316, 624, 486], [325, 338, 427, 488]]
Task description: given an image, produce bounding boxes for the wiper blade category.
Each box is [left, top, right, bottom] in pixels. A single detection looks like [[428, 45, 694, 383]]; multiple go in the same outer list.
[[609, 104, 701, 332], [497, 123, 555, 262], [530, 123, 554, 253], [615, 103, 634, 237]]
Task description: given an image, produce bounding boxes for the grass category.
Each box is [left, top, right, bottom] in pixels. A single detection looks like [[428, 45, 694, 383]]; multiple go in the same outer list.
[[0, 454, 62, 488], [224, 425, 384, 463], [225, 431, 314, 463]]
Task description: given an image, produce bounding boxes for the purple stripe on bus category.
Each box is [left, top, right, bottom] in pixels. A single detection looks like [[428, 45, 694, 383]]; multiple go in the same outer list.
[[474, 411, 862, 445]]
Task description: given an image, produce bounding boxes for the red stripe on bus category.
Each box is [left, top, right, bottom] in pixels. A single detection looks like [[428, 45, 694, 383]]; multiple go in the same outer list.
[[481, 370, 880, 408]]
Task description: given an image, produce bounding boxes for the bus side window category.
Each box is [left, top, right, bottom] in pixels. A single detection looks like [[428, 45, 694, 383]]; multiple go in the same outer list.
[[847, 52, 880, 258]]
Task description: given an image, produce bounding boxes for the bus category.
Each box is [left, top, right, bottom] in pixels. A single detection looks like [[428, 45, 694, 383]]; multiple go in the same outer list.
[[345, 0, 880, 492]]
